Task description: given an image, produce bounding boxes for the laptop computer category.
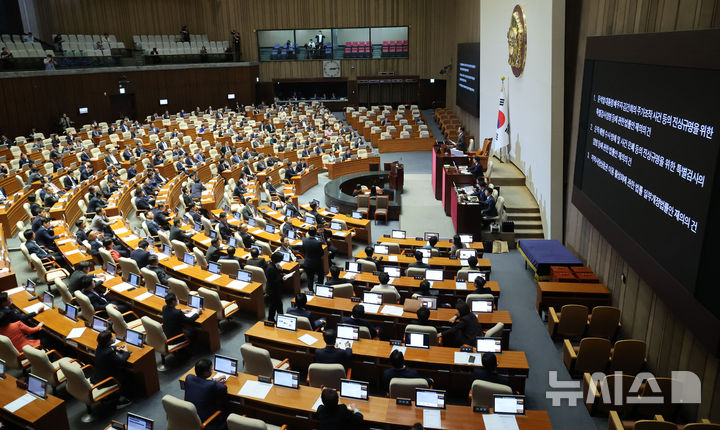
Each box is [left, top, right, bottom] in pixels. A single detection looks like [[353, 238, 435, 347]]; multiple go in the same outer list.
[[304, 215, 316, 225], [416, 248, 431, 258], [423, 232, 439, 242], [340, 379, 369, 400], [459, 234, 473, 243], [493, 394, 526, 415], [273, 369, 299, 389], [458, 249, 476, 260], [337, 323, 360, 341], [237, 270, 252, 282], [213, 354, 238, 378], [373, 244, 389, 255], [106, 262, 116, 276], [41, 291, 54, 309], [154, 284, 169, 298], [27, 374, 47, 399], [92, 316, 109, 332], [471, 299, 494, 313], [345, 261, 360, 273], [183, 253, 195, 266], [351, 211, 362, 219], [415, 388, 446, 409], [418, 296, 438, 310], [276, 314, 297, 331], [383, 266, 401, 278], [127, 412, 154, 430], [124, 328, 144, 348], [128, 272, 140, 287], [425, 269, 443, 282], [476, 337, 503, 353], [189, 295, 204, 310], [404, 332, 430, 349], [265, 224, 275, 234], [330, 221, 342, 231], [329, 206, 339, 214], [208, 261, 221, 275], [391, 230, 406, 239], [64, 303, 78, 321], [467, 271, 487, 283], [362, 291, 382, 305], [315, 285, 334, 298]]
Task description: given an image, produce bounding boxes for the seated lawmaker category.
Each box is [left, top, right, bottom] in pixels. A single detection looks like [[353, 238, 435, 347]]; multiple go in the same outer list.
[[408, 250, 430, 269], [382, 349, 424, 393], [472, 352, 511, 387], [93, 330, 132, 407], [162, 293, 199, 345], [440, 301, 482, 348], [315, 328, 351, 366], [325, 265, 343, 286], [315, 387, 363, 429], [0, 309, 44, 351], [473, 277, 492, 295], [184, 358, 228, 430], [339, 304, 378, 339], [286, 293, 324, 329], [481, 188, 497, 218]]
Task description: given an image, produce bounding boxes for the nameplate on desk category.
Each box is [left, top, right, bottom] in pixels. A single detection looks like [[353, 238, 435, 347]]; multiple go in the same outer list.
[[389, 340, 402, 346], [350, 297, 361, 303], [456, 281, 468, 290], [134, 292, 153, 302], [449, 255, 458, 260], [226, 280, 249, 291], [205, 274, 222, 282], [173, 264, 190, 271], [264, 320, 275, 327], [388, 255, 398, 262], [473, 406, 489, 413], [372, 271, 380, 276], [57, 238, 73, 245], [257, 376, 271, 384], [65, 249, 81, 255], [111, 282, 134, 293], [396, 397, 412, 406], [460, 346, 474, 352]]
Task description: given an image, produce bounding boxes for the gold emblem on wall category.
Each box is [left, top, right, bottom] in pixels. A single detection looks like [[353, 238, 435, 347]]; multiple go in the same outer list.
[[507, 4, 527, 77]]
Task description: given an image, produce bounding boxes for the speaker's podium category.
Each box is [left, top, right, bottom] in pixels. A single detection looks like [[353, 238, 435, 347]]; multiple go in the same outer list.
[[385, 161, 404, 192]]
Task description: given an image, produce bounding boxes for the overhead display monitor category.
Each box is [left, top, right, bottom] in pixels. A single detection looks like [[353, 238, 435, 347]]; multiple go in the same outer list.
[[456, 42, 480, 117]]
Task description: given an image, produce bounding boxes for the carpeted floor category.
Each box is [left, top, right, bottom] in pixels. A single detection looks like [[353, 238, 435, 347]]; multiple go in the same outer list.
[[2, 109, 606, 430]]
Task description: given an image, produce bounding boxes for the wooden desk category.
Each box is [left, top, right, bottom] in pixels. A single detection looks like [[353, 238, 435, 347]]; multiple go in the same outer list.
[[0, 226, 16, 290], [179, 370, 551, 430], [536, 282, 612, 315], [299, 294, 511, 349], [298, 203, 372, 243], [292, 167, 319, 195], [442, 167, 476, 215], [8, 287, 160, 396], [450, 188, 486, 238], [377, 236, 484, 255], [245, 322, 529, 395], [377, 136, 435, 153], [0, 188, 34, 237], [336, 270, 499, 302], [0, 374, 69, 430], [102, 274, 222, 352], [354, 251, 491, 274], [432, 148, 471, 200], [53, 224, 93, 268], [326, 156, 381, 180], [49, 174, 104, 226]]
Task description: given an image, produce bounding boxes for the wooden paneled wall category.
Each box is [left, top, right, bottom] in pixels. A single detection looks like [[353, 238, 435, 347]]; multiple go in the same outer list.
[[33, 0, 454, 82], [565, 0, 720, 422], [444, 0, 481, 140], [0, 65, 257, 138]]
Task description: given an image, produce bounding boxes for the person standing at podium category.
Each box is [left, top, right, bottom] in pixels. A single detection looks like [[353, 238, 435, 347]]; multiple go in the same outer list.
[[449, 126, 467, 152]]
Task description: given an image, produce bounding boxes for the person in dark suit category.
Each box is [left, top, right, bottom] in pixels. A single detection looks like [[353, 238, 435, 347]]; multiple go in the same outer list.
[[144, 211, 161, 239], [205, 238, 222, 263], [23, 229, 63, 262], [324, 265, 344, 286], [441, 301, 483, 348], [130, 240, 151, 269], [135, 190, 153, 211], [469, 155, 484, 179], [410, 306, 432, 326], [246, 247, 267, 270], [87, 187, 107, 214], [382, 349, 423, 393], [186, 203, 202, 224], [162, 293, 199, 344], [92, 330, 132, 406], [67, 261, 92, 293], [280, 195, 300, 218], [81, 275, 129, 313], [190, 179, 206, 200], [170, 217, 193, 245], [27, 195, 42, 216], [472, 352, 511, 388], [146, 255, 170, 284], [184, 359, 228, 430], [62, 173, 77, 190], [239, 224, 255, 248], [453, 126, 467, 152], [104, 149, 120, 167], [315, 328, 351, 366], [0, 292, 40, 325], [223, 246, 245, 267], [339, 304, 379, 339], [408, 250, 430, 269], [35, 218, 60, 251], [217, 212, 235, 241], [299, 227, 324, 290], [263, 252, 284, 322], [315, 387, 363, 429], [481, 188, 497, 218], [472, 277, 493, 295], [75, 219, 89, 244], [361, 246, 382, 271], [287, 293, 324, 329]]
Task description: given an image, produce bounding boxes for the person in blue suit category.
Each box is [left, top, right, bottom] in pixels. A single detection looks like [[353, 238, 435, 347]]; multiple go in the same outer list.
[[184, 358, 228, 430]]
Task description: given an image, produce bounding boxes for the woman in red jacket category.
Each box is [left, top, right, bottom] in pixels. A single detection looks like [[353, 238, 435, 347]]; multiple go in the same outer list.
[[0, 309, 44, 351]]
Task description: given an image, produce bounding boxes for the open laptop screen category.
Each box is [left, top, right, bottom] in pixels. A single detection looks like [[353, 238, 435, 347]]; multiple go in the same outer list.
[[494, 395, 526, 415]]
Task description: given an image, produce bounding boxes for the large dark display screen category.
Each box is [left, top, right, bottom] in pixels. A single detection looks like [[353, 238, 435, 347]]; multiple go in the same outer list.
[[456, 43, 479, 116], [572, 30, 720, 353]]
